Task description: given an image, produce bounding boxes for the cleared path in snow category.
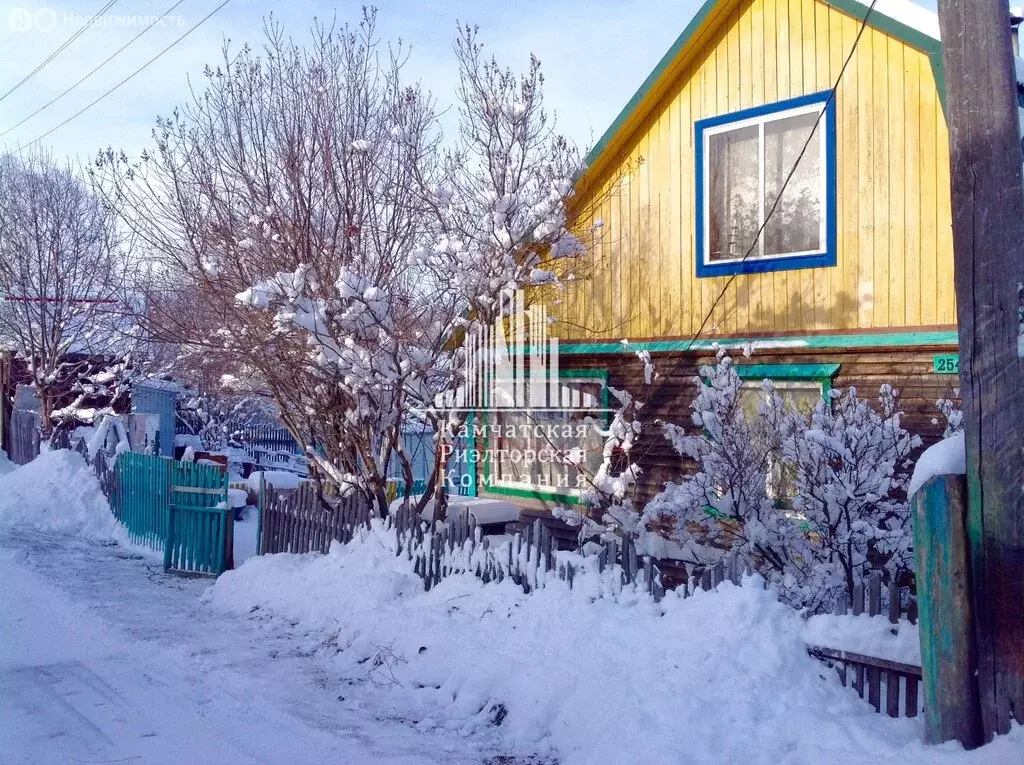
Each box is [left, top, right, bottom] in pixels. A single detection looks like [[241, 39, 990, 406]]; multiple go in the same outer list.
[[0, 529, 493, 765]]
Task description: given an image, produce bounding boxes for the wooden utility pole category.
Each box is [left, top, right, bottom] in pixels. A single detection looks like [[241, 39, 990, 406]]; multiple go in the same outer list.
[[936, 0, 1024, 740]]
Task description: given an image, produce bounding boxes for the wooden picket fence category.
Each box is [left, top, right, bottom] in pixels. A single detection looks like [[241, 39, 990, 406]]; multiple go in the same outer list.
[[807, 570, 923, 719], [165, 460, 232, 575], [257, 488, 668, 601], [258, 482, 371, 555], [235, 424, 302, 454], [117, 450, 173, 548], [80, 443, 120, 513]]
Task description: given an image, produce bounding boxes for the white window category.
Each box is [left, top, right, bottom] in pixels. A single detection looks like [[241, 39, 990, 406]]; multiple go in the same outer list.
[[696, 94, 835, 277]]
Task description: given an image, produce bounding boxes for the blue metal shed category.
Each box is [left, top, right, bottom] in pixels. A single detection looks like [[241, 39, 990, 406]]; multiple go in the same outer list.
[[132, 380, 180, 457]]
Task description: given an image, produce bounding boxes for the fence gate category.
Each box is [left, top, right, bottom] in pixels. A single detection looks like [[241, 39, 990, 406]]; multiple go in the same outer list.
[[165, 460, 231, 575], [117, 451, 171, 548]]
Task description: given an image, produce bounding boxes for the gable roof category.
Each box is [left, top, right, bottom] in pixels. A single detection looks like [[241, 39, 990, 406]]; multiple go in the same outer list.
[[581, 0, 944, 185]]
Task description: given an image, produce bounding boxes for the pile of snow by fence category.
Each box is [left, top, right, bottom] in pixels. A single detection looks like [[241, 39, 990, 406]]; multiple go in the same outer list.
[[0, 450, 127, 543], [207, 521, 1024, 765], [804, 612, 921, 665]]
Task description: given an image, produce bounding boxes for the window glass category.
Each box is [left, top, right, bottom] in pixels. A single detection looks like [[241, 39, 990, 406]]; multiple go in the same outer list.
[[708, 124, 760, 262], [489, 379, 605, 495], [701, 99, 829, 269], [738, 380, 822, 505], [763, 111, 822, 256]]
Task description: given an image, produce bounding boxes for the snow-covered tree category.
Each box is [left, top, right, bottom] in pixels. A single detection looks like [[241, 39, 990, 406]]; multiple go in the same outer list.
[[782, 386, 922, 612], [408, 25, 599, 520], [93, 12, 601, 519], [0, 151, 132, 438], [175, 390, 272, 452]]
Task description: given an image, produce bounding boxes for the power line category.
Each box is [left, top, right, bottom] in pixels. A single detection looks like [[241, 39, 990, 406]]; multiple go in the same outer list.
[[617, 0, 881, 480], [0, 0, 122, 105], [12, 0, 234, 154], [0, 0, 188, 141]]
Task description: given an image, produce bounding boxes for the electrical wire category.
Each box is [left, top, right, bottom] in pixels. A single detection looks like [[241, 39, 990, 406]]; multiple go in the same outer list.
[[11, 0, 233, 153], [0, 0, 188, 140], [0, 0, 121, 104]]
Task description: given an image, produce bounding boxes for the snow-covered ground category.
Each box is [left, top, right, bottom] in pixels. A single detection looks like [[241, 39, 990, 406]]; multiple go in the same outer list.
[[209, 527, 1024, 765], [0, 457, 497, 765], [0, 530, 500, 765], [0, 449, 16, 476], [2, 453, 1023, 765], [233, 506, 260, 565]]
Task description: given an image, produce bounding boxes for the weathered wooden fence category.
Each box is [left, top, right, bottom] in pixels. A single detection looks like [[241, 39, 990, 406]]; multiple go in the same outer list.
[[234, 424, 302, 454], [807, 571, 922, 719], [8, 409, 40, 465], [259, 482, 371, 555], [258, 487, 668, 600]]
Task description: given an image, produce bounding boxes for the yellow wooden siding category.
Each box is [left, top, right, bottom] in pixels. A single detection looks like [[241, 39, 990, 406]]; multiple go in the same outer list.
[[558, 0, 953, 340]]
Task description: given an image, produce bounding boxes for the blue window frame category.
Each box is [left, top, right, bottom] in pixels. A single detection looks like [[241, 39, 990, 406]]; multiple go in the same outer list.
[[695, 91, 837, 278]]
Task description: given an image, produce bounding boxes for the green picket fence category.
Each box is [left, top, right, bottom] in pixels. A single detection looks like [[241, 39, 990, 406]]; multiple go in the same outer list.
[[117, 451, 171, 549], [165, 460, 232, 575], [91, 448, 231, 575]]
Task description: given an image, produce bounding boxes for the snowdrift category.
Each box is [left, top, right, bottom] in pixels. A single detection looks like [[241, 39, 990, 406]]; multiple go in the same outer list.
[[208, 523, 1024, 765], [0, 450, 127, 543]]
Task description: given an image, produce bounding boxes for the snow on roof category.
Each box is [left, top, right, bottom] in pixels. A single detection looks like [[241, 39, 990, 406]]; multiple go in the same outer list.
[[135, 378, 184, 393], [849, 0, 940, 41]]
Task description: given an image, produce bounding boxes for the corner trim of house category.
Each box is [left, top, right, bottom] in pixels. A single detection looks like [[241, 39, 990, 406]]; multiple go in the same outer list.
[[822, 0, 946, 113], [582, 0, 947, 185]]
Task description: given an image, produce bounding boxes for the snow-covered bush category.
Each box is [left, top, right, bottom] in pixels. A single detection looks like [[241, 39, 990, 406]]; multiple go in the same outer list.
[[175, 391, 272, 452], [782, 386, 921, 612], [935, 393, 963, 438], [642, 351, 796, 581], [642, 352, 921, 613]]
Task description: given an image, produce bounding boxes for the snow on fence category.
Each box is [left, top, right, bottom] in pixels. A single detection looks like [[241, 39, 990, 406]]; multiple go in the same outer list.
[[79, 441, 120, 508], [258, 485, 673, 601], [258, 485, 927, 721], [807, 571, 922, 719]]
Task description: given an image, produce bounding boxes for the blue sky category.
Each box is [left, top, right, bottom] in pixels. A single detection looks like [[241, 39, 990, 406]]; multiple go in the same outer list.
[[0, 0, 938, 166]]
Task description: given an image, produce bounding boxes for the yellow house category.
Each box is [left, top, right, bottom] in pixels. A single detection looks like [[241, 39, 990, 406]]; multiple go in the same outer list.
[[473, 0, 963, 513]]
